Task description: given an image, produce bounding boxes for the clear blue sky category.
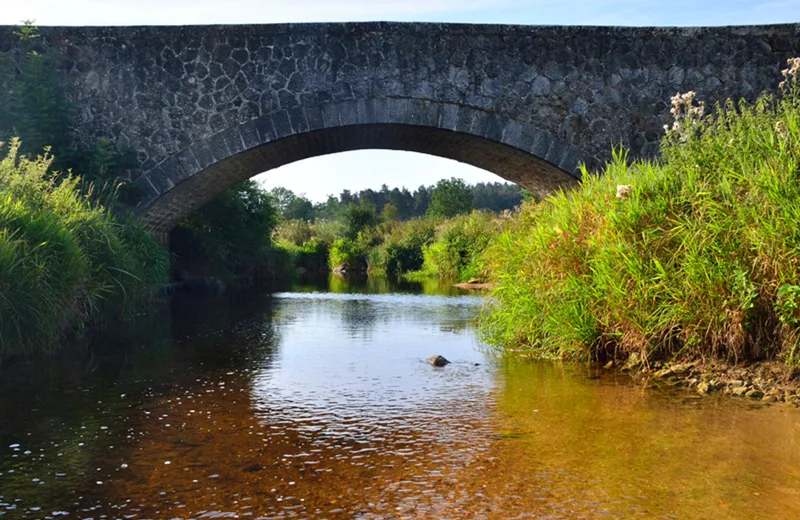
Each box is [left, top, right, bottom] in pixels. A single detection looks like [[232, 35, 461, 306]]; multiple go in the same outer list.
[[2, 1, 799, 201]]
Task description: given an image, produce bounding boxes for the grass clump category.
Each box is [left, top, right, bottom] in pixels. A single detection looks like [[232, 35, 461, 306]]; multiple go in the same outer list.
[[481, 66, 800, 367], [0, 140, 168, 358]]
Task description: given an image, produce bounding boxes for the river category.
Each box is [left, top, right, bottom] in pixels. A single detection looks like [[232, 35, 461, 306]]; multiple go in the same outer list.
[[1, 276, 800, 519]]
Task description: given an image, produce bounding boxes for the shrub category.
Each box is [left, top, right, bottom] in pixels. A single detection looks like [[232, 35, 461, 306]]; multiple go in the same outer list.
[[329, 237, 368, 272], [384, 242, 425, 276], [421, 211, 499, 282], [289, 238, 330, 272], [342, 204, 378, 239], [273, 219, 315, 246]]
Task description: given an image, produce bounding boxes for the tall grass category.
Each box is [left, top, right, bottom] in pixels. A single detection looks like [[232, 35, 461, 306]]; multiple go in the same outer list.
[[0, 140, 168, 358], [481, 78, 800, 366]]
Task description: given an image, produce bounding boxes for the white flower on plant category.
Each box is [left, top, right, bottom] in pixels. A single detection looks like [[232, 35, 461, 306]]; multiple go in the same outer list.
[[776, 121, 788, 139], [664, 91, 704, 139], [780, 57, 800, 89]]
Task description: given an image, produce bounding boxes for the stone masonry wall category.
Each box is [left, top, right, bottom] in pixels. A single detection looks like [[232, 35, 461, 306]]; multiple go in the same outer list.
[[1, 22, 798, 229]]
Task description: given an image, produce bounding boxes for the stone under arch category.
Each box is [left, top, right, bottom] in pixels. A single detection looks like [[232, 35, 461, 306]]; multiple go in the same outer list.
[[134, 99, 590, 232]]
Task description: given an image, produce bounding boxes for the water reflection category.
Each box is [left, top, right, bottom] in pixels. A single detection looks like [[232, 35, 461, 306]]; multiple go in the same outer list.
[[1, 278, 800, 519]]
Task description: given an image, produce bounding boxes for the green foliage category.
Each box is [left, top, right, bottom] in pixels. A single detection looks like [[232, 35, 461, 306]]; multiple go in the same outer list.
[[270, 187, 315, 221], [360, 216, 440, 277], [481, 82, 800, 366], [170, 180, 279, 280], [0, 22, 71, 161], [427, 177, 474, 218], [292, 239, 330, 272], [381, 202, 399, 221], [383, 242, 425, 276], [0, 140, 168, 358], [271, 218, 343, 275], [776, 285, 800, 326], [329, 237, 367, 272], [342, 203, 378, 239], [275, 182, 522, 224], [274, 218, 315, 246], [419, 211, 499, 282]]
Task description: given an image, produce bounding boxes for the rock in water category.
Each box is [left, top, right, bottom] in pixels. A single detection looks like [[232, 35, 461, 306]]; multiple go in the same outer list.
[[427, 355, 450, 367]]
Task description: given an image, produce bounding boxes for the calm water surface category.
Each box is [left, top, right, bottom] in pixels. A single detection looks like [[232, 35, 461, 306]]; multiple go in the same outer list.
[[1, 276, 800, 519]]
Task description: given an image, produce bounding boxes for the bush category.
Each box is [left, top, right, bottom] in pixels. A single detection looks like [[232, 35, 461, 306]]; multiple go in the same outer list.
[[329, 237, 368, 272], [384, 242, 425, 276], [0, 140, 168, 358], [420, 211, 499, 282], [363, 216, 439, 276], [279, 238, 329, 272], [480, 73, 800, 366], [343, 204, 378, 239]]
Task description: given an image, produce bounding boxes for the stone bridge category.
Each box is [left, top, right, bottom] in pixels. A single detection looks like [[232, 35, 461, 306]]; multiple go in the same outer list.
[[2, 22, 799, 232]]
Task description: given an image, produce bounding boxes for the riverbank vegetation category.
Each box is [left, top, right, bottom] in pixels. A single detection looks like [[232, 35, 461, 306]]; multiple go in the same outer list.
[[265, 179, 512, 283], [0, 141, 168, 359], [174, 177, 517, 286], [169, 180, 279, 284], [480, 62, 800, 368]]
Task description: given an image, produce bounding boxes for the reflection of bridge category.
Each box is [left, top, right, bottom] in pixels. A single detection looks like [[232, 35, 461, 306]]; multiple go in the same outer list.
[[2, 22, 796, 231]]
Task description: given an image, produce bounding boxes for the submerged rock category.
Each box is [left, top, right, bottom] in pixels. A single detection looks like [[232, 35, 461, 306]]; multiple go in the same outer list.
[[427, 355, 450, 367]]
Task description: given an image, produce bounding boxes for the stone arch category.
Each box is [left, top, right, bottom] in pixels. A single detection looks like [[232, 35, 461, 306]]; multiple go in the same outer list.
[[134, 98, 593, 232]]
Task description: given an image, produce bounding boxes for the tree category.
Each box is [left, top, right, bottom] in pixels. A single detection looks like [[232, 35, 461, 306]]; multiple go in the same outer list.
[[427, 178, 473, 217], [413, 185, 430, 216], [343, 203, 378, 239], [172, 180, 279, 278], [284, 195, 314, 221], [314, 195, 342, 221], [269, 187, 314, 221], [472, 182, 524, 212], [381, 202, 399, 221]]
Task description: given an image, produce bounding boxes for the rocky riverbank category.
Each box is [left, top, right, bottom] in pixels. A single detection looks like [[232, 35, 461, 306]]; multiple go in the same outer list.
[[614, 356, 800, 406]]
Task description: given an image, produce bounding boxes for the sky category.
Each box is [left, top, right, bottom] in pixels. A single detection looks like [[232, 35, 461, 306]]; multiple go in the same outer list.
[[2, 1, 799, 201]]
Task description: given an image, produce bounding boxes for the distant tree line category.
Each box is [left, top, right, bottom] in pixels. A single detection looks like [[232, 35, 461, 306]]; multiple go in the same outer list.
[[269, 179, 525, 222]]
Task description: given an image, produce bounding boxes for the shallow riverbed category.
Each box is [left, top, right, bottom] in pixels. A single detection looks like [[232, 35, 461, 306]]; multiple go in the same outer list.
[[1, 276, 799, 519]]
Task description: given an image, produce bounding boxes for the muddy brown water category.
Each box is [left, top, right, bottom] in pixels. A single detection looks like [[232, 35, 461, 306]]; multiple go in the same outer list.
[[1, 276, 800, 519]]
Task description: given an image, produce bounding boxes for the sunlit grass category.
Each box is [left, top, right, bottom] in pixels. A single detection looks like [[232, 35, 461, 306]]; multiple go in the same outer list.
[[481, 79, 800, 367]]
